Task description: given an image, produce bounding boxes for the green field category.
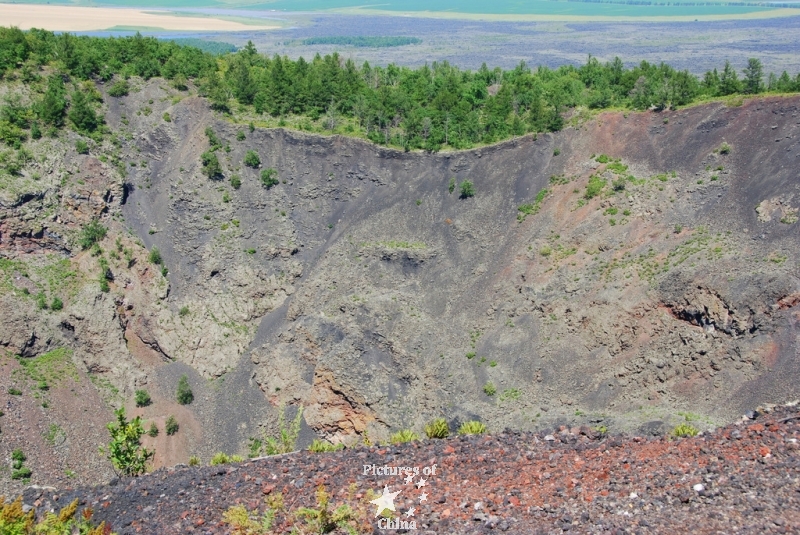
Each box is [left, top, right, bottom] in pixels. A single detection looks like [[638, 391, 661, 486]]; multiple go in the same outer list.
[[5, 0, 797, 19]]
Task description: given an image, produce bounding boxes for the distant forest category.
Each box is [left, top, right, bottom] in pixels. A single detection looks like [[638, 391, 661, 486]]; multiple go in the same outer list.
[[166, 38, 237, 55], [301, 36, 422, 47], [1, 27, 799, 152]]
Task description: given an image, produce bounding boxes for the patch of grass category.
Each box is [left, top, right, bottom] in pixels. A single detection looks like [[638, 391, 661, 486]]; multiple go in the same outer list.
[[43, 423, 66, 446], [458, 421, 487, 435], [148, 422, 159, 437], [604, 207, 618, 216], [671, 423, 699, 438], [308, 439, 345, 453], [483, 382, 497, 396], [8, 386, 22, 395], [517, 188, 549, 221], [210, 452, 232, 465], [499, 388, 521, 401], [466, 351, 476, 360], [14, 348, 79, 388], [717, 142, 731, 155], [389, 429, 419, 444], [584, 174, 605, 199], [424, 418, 449, 439]]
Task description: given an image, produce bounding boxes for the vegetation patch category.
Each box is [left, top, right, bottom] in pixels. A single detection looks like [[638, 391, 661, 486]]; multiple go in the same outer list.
[[301, 36, 422, 48]]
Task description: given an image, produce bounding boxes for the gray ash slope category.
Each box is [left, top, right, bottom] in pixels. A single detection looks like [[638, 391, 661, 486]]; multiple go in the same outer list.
[[119, 83, 800, 449]]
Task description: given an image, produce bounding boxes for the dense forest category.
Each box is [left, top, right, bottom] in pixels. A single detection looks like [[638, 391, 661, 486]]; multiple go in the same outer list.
[[1, 27, 800, 152]]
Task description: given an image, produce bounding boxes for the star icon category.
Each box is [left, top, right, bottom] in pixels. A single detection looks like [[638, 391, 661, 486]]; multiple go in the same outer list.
[[416, 478, 427, 489], [406, 507, 416, 518], [419, 491, 428, 503], [404, 473, 415, 484], [370, 485, 402, 517]]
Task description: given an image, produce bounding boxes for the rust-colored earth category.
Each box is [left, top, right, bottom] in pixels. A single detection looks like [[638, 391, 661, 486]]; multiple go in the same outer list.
[[22, 403, 800, 534]]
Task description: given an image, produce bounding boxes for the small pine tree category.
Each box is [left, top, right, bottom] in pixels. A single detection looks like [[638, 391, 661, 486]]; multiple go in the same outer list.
[[201, 151, 223, 179], [68, 90, 99, 133], [165, 415, 179, 435], [176, 375, 193, 405], [135, 389, 151, 407]]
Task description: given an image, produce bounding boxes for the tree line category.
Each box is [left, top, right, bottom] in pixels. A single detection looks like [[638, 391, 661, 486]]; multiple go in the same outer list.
[[1, 26, 799, 152]]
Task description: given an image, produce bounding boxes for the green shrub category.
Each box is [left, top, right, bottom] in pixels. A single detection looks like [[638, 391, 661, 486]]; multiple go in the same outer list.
[[148, 247, 162, 265], [671, 423, 699, 438], [236, 130, 246, 141], [604, 207, 618, 216], [458, 421, 487, 435], [459, 180, 475, 198], [244, 150, 261, 168], [188, 455, 200, 466], [50, 297, 63, 311], [553, 148, 560, 156], [595, 154, 610, 163], [584, 175, 605, 199], [99, 279, 110, 292], [179, 305, 190, 317], [11, 466, 32, 480], [260, 168, 279, 189], [11, 449, 26, 463], [165, 415, 179, 435], [718, 142, 731, 155], [135, 389, 151, 407], [100, 407, 154, 477], [78, 219, 107, 249], [308, 439, 345, 453], [108, 79, 130, 97], [205, 127, 221, 149], [201, 150, 222, 179], [424, 418, 449, 439], [483, 382, 497, 396], [389, 429, 419, 444], [75, 139, 89, 154], [448, 177, 456, 193], [230, 174, 241, 189], [8, 387, 22, 395], [176, 375, 193, 405], [162, 112, 171, 122], [148, 422, 159, 437]]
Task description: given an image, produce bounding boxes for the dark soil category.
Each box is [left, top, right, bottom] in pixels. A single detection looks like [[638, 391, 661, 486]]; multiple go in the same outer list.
[[23, 403, 800, 534]]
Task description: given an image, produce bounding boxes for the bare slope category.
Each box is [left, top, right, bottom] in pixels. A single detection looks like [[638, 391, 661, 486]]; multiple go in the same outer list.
[[119, 85, 800, 443]]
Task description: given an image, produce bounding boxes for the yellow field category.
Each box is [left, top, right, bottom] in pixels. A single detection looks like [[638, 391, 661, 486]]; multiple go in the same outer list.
[[0, 4, 279, 32]]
